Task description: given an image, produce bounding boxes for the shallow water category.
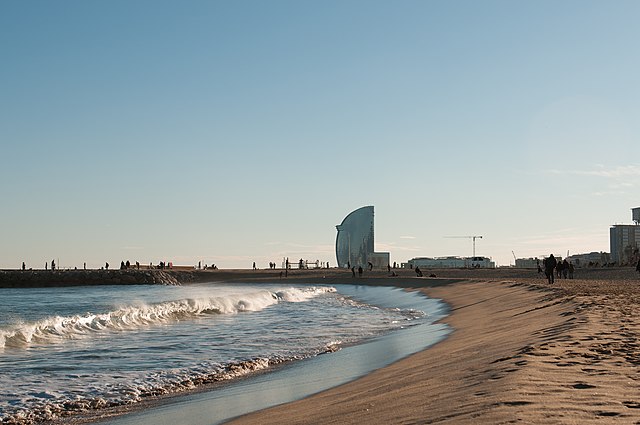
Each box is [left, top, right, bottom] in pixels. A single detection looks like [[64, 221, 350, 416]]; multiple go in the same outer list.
[[0, 283, 447, 424]]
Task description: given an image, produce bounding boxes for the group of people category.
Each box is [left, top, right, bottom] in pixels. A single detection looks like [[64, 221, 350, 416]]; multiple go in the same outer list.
[[542, 254, 575, 284], [120, 260, 141, 270]]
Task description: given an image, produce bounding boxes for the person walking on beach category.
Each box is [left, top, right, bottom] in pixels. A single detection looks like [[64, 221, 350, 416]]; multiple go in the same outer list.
[[358, 266, 363, 277], [22, 262, 25, 271], [556, 260, 563, 279], [562, 259, 569, 279], [545, 254, 557, 284]]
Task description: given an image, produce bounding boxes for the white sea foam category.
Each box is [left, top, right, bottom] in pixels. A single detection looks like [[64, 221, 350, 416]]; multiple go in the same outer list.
[[0, 286, 336, 349]]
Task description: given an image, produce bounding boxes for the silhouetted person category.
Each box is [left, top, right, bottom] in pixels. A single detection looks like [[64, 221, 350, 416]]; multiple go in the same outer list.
[[253, 262, 256, 270], [636, 259, 640, 274], [51, 260, 55, 271], [415, 266, 423, 277], [545, 254, 557, 284], [568, 261, 575, 279], [22, 262, 25, 271], [368, 262, 373, 271], [351, 267, 355, 277], [556, 260, 563, 279], [358, 266, 363, 277], [105, 262, 109, 270]]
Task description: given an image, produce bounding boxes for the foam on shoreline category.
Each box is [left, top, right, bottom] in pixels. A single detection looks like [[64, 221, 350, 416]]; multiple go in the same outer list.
[[82, 284, 450, 425]]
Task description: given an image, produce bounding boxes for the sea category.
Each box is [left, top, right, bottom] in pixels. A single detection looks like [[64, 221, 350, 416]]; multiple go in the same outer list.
[[0, 282, 449, 424]]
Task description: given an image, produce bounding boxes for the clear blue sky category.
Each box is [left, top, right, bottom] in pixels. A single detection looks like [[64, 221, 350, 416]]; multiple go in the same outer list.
[[2, 0, 639, 269]]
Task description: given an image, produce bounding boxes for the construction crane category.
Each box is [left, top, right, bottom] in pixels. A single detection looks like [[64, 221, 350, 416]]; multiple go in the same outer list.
[[444, 235, 483, 257]]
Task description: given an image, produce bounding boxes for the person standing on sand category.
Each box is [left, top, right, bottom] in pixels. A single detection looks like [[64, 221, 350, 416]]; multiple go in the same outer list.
[[545, 254, 557, 284], [636, 258, 640, 274]]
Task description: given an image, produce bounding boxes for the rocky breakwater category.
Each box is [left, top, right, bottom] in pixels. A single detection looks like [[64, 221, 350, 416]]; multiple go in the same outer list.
[[0, 269, 181, 288]]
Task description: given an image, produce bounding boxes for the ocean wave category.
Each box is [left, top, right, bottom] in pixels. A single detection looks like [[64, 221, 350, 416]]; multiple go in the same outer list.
[[0, 286, 336, 350], [0, 342, 343, 425]]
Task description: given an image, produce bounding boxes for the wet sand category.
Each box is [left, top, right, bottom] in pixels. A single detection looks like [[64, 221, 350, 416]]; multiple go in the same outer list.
[[226, 267, 640, 424]]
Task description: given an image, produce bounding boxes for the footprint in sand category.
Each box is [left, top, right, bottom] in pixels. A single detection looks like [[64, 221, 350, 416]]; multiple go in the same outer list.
[[596, 411, 621, 417], [571, 382, 597, 389]]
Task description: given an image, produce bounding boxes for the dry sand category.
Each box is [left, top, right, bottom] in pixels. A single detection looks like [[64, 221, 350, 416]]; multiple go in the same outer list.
[[223, 268, 640, 424]]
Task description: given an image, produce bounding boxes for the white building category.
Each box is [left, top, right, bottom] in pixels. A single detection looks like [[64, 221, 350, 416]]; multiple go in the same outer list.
[[514, 258, 540, 269], [566, 252, 610, 268], [405, 256, 495, 269], [609, 207, 640, 265]]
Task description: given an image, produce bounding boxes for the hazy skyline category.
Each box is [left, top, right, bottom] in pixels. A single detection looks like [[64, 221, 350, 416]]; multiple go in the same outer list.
[[2, 1, 640, 269]]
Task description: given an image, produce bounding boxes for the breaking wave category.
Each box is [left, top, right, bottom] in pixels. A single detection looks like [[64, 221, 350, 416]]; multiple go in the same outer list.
[[0, 286, 335, 349]]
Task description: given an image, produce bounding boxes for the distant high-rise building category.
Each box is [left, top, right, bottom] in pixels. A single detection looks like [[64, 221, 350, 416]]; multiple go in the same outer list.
[[335, 206, 389, 268], [609, 207, 640, 265]]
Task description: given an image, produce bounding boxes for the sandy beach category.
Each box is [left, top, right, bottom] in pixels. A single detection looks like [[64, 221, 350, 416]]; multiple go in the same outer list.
[[222, 267, 640, 424]]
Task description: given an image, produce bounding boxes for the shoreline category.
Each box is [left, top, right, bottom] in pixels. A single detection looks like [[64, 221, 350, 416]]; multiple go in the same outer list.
[[227, 270, 640, 424], [224, 278, 572, 424], [6, 268, 640, 423], [84, 284, 451, 425]]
